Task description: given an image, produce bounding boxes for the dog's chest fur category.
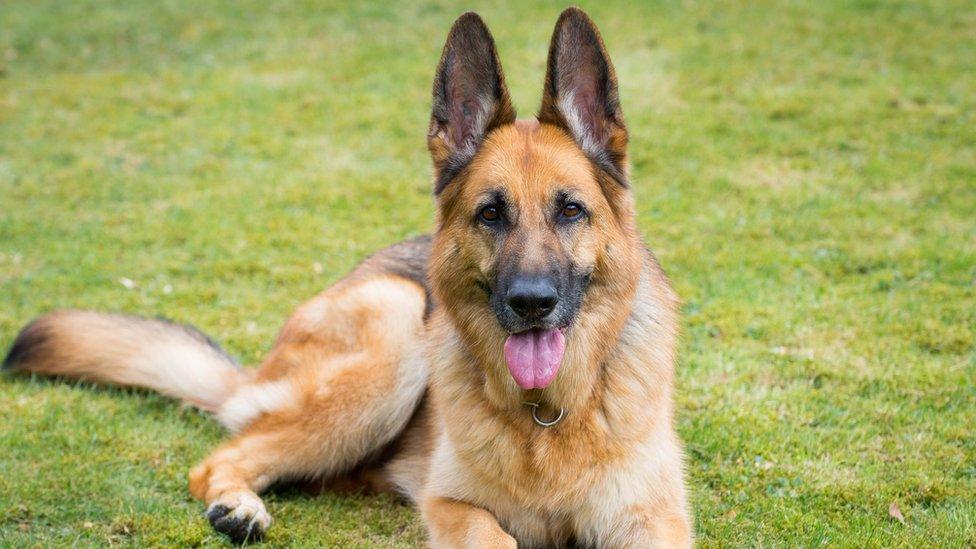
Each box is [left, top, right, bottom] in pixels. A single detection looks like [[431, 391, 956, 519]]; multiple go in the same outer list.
[[417, 259, 680, 546]]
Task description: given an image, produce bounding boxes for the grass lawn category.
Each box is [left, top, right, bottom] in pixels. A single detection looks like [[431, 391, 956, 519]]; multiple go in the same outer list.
[[1, 0, 974, 546]]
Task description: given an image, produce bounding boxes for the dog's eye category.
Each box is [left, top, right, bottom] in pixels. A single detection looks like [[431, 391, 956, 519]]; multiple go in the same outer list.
[[561, 203, 584, 220], [479, 205, 500, 223]]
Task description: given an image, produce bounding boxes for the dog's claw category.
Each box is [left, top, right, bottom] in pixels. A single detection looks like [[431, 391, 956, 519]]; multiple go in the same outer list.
[[205, 499, 270, 544]]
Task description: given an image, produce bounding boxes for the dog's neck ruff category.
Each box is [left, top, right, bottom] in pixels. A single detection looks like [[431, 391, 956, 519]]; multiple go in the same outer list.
[[524, 401, 565, 428]]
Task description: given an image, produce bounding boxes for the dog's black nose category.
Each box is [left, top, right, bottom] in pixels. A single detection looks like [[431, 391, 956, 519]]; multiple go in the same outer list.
[[506, 276, 558, 321]]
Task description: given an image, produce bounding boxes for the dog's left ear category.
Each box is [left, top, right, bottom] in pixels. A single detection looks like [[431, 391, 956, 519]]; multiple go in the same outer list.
[[539, 8, 628, 186], [429, 12, 516, 194]]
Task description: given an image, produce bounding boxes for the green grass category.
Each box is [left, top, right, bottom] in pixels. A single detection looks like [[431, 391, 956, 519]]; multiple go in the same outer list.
[[1, 0, 973, 546]]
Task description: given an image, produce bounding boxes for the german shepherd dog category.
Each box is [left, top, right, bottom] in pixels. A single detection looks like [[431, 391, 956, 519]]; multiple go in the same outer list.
[[3, 8, 691, 547]]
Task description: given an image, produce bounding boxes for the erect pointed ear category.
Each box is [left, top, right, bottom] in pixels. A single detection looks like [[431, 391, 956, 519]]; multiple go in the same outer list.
[[538, 7, 628, 186], [428, 12, 516, 194]]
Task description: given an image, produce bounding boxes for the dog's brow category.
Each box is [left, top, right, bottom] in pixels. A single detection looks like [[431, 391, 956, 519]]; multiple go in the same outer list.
[[477, 188, 508, 208], [553, 188, 585, 206]]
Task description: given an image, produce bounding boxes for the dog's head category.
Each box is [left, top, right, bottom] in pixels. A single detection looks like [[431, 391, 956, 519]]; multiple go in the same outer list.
[[428, 9, 643, 396]]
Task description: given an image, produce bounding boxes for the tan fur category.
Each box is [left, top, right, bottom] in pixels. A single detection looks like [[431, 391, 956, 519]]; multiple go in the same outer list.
[[188, 275, 429, 506], [3, 310, 245, 411], [4, 8, 691, 546]]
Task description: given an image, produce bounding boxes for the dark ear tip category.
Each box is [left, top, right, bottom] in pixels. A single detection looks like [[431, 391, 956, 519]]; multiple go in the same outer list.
[[559, 6, 587, 17], [450, 11, 490, 35], [456, 11, 485, 22], [553, 6, 604, 45], [556, 6, 593, 25]]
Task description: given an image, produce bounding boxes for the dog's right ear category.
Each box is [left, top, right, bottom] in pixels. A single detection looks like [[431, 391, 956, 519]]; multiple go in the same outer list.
[[428, 12, 516, 194]]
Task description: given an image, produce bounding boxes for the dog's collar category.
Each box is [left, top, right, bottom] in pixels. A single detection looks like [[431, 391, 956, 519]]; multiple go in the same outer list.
[[524, 401, 565, 428]]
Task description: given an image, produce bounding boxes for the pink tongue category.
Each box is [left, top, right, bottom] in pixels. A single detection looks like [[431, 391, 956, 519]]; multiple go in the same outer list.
[[503, 329, 566, 390]]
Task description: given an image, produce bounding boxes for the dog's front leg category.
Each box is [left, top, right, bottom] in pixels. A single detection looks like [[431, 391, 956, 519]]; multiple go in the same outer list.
[[604, 508, 693, 549], [421, 496, 516, 549]]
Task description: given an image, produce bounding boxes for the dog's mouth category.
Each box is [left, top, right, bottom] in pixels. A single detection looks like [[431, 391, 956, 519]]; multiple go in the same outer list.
[[503, 327, 567, 390]]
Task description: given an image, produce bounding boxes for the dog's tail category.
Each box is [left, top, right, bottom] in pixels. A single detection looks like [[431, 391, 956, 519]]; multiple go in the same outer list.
[[2, 310, 245, 412]]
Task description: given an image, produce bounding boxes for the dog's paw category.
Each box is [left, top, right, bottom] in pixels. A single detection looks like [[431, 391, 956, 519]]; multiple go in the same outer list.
[[205, 491, 271, 544]]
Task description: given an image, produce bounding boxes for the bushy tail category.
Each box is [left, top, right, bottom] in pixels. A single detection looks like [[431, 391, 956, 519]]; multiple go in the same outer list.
[[2, 310, 245, 412]]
